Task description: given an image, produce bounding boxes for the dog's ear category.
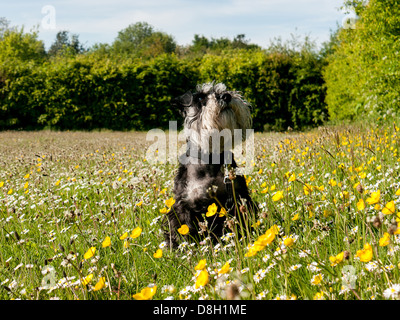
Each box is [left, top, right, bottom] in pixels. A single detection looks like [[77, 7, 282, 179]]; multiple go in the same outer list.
[[171, 92, 193, 108]]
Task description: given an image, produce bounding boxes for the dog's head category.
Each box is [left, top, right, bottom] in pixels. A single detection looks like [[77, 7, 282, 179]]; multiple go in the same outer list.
[[172, 82, 252, 153]]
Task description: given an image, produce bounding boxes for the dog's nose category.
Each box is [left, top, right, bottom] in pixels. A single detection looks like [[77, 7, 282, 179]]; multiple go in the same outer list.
[[220, 93, 231, 103]]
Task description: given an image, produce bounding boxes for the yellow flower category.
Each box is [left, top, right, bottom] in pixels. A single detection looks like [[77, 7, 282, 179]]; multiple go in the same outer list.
[[244, 246, 258, 257], [272, 191, 284, 202], [311, 273, 323, 285], [131, 227, 142, 239], [219, 207, 227, 217], [366, 190, 380, 205], [218, 262, 231, 275], [123, 240, 129, 248], [261, 187, 269, 193], [328, 179, 337, 187], [357, 199, 365, 211], [55, 180, 60, 186], [283, 237, 294, 247], [24, 173, 30, 179], [261, 182, 267, 188], [165, 197, 175, 208], [132, 286, 157, 300], [382, 201, 396, 215], [270, 184, 276, 191], [153, 249, 163, 258], [136, 201, 143, 207], [178, 224, 189, 235], [23, 182, 29, 189], [93, 277, 106, 291], [120, 232, 128, 240], [7, 189, 13, 195], [159, 207, 168, 214], [195, 269, 209, 289], [329, 252, 344, 266], [195, 259, 207, 270], [356, 243, 373, 262], [303, 184, 313, 195], [379, 232, 390, 247], [396, 188, 400, 196], [291, 213, 299, 221], [0, 181, 4, 188], [81, 274, 94, 286], [255, 228, 276, 248], [288, 173, 296, 182], [206, 203, 218, 217], [102, 236, 111, 248], [313, 291, 325, 300], [84, 247, 96, 260]]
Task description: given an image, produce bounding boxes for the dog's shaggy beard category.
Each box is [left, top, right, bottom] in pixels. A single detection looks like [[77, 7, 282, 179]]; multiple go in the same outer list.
[[184, 82, 252, 155]]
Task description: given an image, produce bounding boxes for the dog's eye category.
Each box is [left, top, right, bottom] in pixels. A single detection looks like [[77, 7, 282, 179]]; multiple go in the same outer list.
[[195, 94, 207, 106]]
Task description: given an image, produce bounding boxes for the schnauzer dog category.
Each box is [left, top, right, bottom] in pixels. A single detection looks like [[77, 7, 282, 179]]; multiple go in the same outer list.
[[162, 82, 258, 248]]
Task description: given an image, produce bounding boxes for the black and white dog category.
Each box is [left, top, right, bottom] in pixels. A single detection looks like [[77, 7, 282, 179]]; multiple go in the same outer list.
[[162, 82, 258, 248]]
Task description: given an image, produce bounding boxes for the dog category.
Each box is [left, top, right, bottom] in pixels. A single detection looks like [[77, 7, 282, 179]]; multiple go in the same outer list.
[[162, 82, 258, 248]]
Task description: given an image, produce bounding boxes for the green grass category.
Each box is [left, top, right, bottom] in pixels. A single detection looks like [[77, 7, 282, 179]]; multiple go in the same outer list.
[[1, 122, 400, 300]]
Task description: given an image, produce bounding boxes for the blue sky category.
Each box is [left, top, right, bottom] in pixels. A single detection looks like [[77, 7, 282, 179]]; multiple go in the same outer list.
[[1, 0, 354, 49]]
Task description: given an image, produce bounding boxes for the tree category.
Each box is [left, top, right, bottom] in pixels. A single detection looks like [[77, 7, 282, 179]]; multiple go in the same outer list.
[[48, 30, 85, 56], [112, 22, 176, 59], [324, 0, 400, 122]]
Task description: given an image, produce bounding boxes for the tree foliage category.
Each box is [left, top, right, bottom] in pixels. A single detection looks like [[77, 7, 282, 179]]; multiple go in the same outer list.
[[323, 0, 400, 123], [0, 19, 330, 131]]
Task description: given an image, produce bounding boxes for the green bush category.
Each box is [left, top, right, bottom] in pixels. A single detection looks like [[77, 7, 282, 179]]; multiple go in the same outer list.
[[0, 23, 329, 132], [324, 0, 400, 123]]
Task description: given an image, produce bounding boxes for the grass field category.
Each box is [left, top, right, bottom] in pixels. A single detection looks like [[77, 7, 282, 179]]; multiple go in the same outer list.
[[1, 122, 400, 300]]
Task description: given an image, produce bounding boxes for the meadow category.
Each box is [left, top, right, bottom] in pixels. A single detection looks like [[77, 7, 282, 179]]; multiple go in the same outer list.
[[1, 122, 400, 300]]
